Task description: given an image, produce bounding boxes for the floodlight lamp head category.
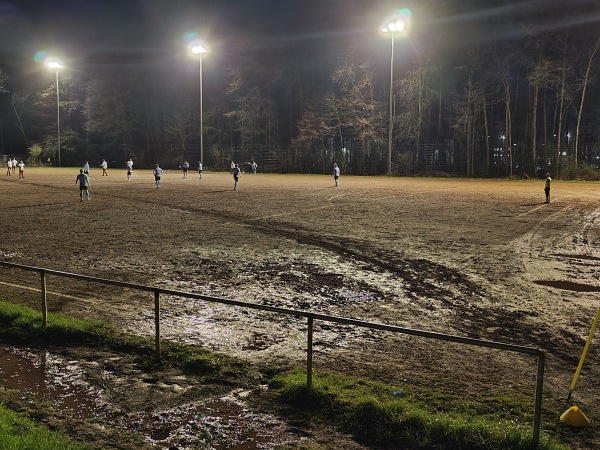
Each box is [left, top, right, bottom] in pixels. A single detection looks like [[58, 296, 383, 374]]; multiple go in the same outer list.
[[47, 60, 64, 70], [190, 44, 207, 55], [382, 20, 405, 33]]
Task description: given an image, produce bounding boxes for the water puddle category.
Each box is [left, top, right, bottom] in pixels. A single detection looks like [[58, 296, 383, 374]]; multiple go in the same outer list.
[[533, 280, 600, 292], [0, 343, 291, 449], [551, 253, 600, 262], [0, 344, 101, 418]]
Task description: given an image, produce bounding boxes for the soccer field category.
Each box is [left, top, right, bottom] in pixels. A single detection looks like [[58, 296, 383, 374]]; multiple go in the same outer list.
[[1, 168, 600, 444]]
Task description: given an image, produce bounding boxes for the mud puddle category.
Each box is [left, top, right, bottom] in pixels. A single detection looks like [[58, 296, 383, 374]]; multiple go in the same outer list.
[[0, 344, 293, 449], [0, 343, 101, 418]]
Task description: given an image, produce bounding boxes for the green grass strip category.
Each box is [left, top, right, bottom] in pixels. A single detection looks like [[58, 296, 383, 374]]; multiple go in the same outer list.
[[0, 403, 89, 450], [0, 300, 248, 377], [270, 369, 567, 450]]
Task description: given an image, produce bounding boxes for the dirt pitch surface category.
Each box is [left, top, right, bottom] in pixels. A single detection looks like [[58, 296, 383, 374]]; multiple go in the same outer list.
[[1, 167, 599, 449]]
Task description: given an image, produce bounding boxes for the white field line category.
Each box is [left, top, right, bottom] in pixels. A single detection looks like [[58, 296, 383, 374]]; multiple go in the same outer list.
[[0, 280, 82, 301], [517, 195, 570, 217], [0, 280, 136, 313], [258, 204, 331, 220], [257, 193, 395, 220]]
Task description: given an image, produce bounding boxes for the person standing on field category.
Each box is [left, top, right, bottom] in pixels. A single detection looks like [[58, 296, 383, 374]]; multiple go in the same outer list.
[[83, 161, 90, 176], [544, 173, 552, 204], [12, 157, 17, 174], [182, 161, 189, 178], [17, 160, 25, 178], [252, 161, 257, 175], [76, 169, 90, 201], [126, 158, 133, 180], [333, 163, 340, 187], [153, 163, 163, 188], [101, 159, 108, 176], [6, 158, 12, 176], [232, 164, 241, 190], [198, 161, 203, 179]]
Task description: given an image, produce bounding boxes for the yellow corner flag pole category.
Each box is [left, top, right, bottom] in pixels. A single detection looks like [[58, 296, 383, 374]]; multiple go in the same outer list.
[[567, 305, 600, 402]]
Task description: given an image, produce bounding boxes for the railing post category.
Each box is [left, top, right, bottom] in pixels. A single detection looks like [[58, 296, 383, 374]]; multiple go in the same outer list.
[[154, 289, 161, 360], [40, 270, 47, 327], [532, 352, 545, 448], [306, 315, 314, 394]]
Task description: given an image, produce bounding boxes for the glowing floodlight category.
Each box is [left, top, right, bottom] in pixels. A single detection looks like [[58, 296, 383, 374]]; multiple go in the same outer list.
[[382, 8, 412, 34], [47, 59, 64, 70], [381, 9, 411, 176], [382, 21, 405, 33], [45, 57, 64, 166], [190, 43, 207, 54], [185, 35, 209, 165]]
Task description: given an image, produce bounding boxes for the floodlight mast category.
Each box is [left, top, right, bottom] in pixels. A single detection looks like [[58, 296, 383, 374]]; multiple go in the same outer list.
[[190, 44, 207, 166], [382, 19, 407, 177], [47, 59, 64, 167]]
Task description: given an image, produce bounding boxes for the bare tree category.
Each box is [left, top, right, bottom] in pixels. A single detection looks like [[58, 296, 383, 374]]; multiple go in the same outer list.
[[163, 108, 195, 162], [574, 34, 600, 167], [527, 57, 556, 174], [395, 55, 438, 168], [495, 54, 515, 177], [11, 93, 30, 147], [0, 68, 7, 93]]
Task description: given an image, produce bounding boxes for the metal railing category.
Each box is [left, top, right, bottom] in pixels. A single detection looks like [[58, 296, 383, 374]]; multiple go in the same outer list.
[[0, 260, 546, 446]]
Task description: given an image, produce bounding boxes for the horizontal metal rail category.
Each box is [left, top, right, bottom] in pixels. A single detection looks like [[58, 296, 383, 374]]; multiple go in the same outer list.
[[0, 260, 545, 447]]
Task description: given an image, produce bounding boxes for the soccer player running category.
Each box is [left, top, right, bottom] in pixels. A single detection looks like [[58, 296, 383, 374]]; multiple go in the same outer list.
[[333, 163, 340, 186], [153, 163, 163, 189], [76, 169, 90, 201], [232, 164, 241, 190]]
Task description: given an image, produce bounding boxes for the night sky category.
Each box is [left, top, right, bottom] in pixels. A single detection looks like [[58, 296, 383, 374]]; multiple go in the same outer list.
[[0, 1, 524, 86], [0, 1, 597, 95]]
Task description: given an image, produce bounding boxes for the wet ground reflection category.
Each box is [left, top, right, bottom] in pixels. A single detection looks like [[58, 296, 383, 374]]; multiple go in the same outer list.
[[0, 343, 291, 449], [0, 343, 100, 418]]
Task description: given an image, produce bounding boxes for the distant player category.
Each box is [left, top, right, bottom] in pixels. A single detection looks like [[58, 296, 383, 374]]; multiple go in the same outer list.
[[182, 161, 189, 178], [101, 159, 108, 176], [252, 161, 257, 175], [76, 169, 90, 201], [83, 161, 90, 176], [126, 158, 133, 181], [333, 163, 340, 187], [198, 161, 203, 179], [153, 163, 163, 188], [6, 158, 12, 176], [544, 173, 551, 204], [17, 160, 25, 178], [232, 164, 241, 190]]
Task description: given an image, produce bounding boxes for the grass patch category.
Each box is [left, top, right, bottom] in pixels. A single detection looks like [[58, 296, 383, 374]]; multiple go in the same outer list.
[[0, 403, 89, 450], [270, 369, 567, 450], [0, 300, 248, 378]]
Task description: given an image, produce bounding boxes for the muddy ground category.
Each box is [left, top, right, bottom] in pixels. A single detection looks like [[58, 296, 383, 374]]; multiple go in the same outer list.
[[0, 168, 599, 449]]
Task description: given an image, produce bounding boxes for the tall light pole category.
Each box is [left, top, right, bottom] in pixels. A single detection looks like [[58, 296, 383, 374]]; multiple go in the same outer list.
[[382, 16, 408, 177], [47, 59, 63, 167], [190, 43, 207, 166]]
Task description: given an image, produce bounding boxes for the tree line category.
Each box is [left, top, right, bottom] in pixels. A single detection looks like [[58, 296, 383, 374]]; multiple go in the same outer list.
[[1, 2, 599, 178]]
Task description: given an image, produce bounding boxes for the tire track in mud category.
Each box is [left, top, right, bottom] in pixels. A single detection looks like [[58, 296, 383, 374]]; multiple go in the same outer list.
[[84, 189, 531, 344], [499, 204, 600, 364], [15, 182, 585, 358]]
